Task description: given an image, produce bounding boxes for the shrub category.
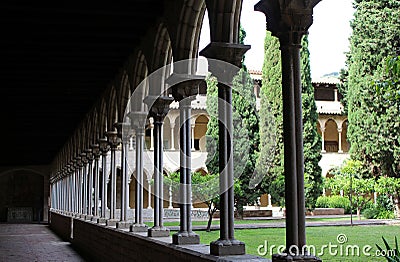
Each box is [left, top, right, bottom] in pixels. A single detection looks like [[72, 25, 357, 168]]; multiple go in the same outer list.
[[363, 207, 395, 219], [315, 196, 352, 214]]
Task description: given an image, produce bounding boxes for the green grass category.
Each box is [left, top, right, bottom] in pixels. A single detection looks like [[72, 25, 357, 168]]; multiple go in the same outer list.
[[191, 225, 400, 261], [144, 216, 359, 228]]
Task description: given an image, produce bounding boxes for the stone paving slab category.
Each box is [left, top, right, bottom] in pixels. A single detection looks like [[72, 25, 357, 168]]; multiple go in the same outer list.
[[0, 223, 85, 262]]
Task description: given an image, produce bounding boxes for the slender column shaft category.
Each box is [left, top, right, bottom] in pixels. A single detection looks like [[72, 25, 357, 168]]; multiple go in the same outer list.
[[67, 176, 71, 212], [153, 121, 161, 227], [179, 101, 188, 233], [70, 175, 74, 212], [150, 121, 154, 150], [218, 85, 229, 241], [170, 125, 175, 150], [225, 86, 235, 241], [78, 168, 83, 213], [88, 160, 93, 215], [293, 43, 306, 248], [321, 127, 326, 152], [110, 147, 116, 219], [135, 129, 145, 224], [338, 128, 343, 153], [191, 124, 195, 151], [101, 152, 108, 218], [82, 163, 88, 215], [281, 43, 299, 249], [147, 178, 152, 209], [121, 140, 128, 221], [94, 154, 100, 217]]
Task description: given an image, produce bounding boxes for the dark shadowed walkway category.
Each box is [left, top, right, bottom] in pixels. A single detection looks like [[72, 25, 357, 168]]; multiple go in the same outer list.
[[0, 223, 85, 262]]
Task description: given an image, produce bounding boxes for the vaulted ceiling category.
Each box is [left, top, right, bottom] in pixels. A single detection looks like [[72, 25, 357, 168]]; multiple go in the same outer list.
[[0, 2, 164, 166]]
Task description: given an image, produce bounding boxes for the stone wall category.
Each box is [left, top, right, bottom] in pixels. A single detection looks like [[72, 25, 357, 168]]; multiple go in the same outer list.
[[49, 212, 72, 241]]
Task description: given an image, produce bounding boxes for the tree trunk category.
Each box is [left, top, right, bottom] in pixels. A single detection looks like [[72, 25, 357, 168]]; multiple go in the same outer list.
[[357, 208, 361, 220], [206, 213, 213, 232]]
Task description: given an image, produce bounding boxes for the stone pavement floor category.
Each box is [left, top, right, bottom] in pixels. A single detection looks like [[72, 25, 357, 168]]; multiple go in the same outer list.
[[0, 223, 85, 262]]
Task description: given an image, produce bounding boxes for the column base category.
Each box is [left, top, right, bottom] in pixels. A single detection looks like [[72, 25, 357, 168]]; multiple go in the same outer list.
[[172, 231, 200, 245], [116, 221, 132, 229], [130, 223, 148, 232], [97, 217, 108, 224], [148, 226, 170, 237], [91, 216, 100, 222], [106, 219, 119, 227], [210, 239, 246, 256], [272, 254, 322, 262], [79, 214, 87, 219], [84, 215, 93, 221]]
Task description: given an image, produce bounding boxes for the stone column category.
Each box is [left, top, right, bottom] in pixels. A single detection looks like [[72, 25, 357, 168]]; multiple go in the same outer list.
[[86, 149, 94, 219], [81, 153, 88, 217], [75, 156, 83, 215], [116, 122, 131, 229], [191, 124, 195, 151], [149, 117, 154, 150], [168, 74, 202, 245], [98, 138, 109, 223], [147, 177, 152, 209], [129, 137, 134, 151], [320, 127, 326, 153], [170, 121, 175, 150], [256, 1, 322, 260], [92, 144, 101, 221], [200, 42, 249, 256], [106, 131, 120, 226], [144, 95, 173, 237], [129, 112, 148, 232], [337, 127, 343, 153]]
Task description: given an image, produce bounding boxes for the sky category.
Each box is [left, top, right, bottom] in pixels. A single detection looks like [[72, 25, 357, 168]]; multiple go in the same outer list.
[[199, 0, 355, 79]]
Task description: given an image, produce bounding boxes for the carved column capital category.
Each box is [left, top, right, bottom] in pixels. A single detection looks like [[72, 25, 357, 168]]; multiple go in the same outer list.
[[143, 95, 174, 123], [200, 42, 250, 68], [80, 152, 88, 165], [166, 73, 205, 102], [115, 122, 131, 143], [85, 149, 94, 162], [128, 111, 148, 134], [106, 130, 120, 150], [98, 138, 110, 155], [255, 0, 321, 46], [91, 144, 101, 160]]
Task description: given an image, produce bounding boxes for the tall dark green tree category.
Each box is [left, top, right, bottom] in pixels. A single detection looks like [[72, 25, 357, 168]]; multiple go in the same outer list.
[[346, 0, 400, 176], [256, 31, 285, 206], [257, 32, 323, 209], [346, 0, 400, 216], [300, 35, 323, 210], [205, 25, 260, 217]]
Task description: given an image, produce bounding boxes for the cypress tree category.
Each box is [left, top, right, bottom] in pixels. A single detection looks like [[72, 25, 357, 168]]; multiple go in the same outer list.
[[347, 0, 400, 176], [256, 31, 285, 206], [301, 35, 323, 210]]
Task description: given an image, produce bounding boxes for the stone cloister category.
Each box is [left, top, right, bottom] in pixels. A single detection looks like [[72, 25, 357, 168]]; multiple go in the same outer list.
[[2, 1, 322, 261]]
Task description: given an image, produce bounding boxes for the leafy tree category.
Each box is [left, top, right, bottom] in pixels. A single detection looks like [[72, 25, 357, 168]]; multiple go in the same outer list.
[[375, 176, 400, 218], [300, 35, 323, 210], [256, 30, 285, 206], [325, 160, 375, 219]]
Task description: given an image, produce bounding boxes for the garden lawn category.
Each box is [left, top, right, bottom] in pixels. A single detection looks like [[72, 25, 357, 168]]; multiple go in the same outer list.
[[193, 225, 399, 261]]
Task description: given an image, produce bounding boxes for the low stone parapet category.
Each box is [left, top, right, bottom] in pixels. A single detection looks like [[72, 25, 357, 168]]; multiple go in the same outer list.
[[308, 208, 345, 216]]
